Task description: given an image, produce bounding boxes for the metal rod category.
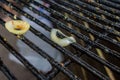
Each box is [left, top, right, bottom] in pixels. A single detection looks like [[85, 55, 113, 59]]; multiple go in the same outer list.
[[0, 12, 81, 80], [109, 0, 120, 4], [0, 6, 110, 80], [55, 0, 120, 23], [81, 13, 116, 80], [0, 36, 47, 80], [73, 0, 120, 17], [1, 0, 120, 75], [0, 0, 119, 79], [0, 58, 17, 80], [7, 0, 120, 60], [96, 0, 120, 10], [12, 0, 120, 60], [41, 0, 120, 48]]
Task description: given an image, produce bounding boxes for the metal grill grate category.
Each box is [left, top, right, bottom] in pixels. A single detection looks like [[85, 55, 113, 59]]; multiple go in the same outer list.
[[0, 0, 120, 80]]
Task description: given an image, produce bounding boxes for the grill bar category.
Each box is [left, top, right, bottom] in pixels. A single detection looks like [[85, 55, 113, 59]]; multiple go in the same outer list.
[[0, 1, 111, 80], [81, 0, 120, 16], [3, 0, 120, 74], [46, 1, 119, 31], [1, 0, 120, 74], [33, 0, 120, 38], [21, 36, 81, 80], [30, 0, 120, 59], [26, 0, 119, 60], [21, 1, 120, 59], [41, 0, 120, 48], [47, 49, 82, 79], [71, 0, 120, 17], [96, 0, 120, 10], [109, 0, 120, 4], [47, 59, 71, 80], [0, 0, 119, 80], [55, 0, 120, 23], [0, 27, 47, 80], [0, 18, 81, 80], [67, 0, 119, 23], [0, 2, 84, 79], [0, 58, 17, 80], [8, 0, 120, 61]]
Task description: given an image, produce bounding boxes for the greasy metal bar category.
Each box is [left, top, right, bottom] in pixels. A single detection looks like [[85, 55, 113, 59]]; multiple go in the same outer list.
[[81, 0, 120, 16], [47, 59, 71, 80], [1, 1, 120, 74], [0, 58, 17, 80], [66, 0, 120, 29], [48, 0, 120, 33], [47, 0, 120, 36], [0, 0, 119, 79], [54, 0, 120, 23], [19, 0, 120, 74], [2, 0, 120, 79], [0, 33, 47, 80], [41, 0, 120, 48], [80, 12, 116, 80], [1, 26, 81, 80], [0, 12, 81, 80], [8, 0, 120, 61], [17, 0, 120, 60], [96, 0, 120, 10], [23, 26, 110, 80], [0, 5, 110, 80], [109, 0, 120, 4], [26, 0, 120, 59]]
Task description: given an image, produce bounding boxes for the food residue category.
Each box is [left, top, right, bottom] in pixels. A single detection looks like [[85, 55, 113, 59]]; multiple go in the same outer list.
[[5, 20, 30, 35], [50, 29, 76, 47]]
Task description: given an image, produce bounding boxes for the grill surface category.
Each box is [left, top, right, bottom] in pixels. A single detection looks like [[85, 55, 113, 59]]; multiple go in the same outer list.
[[0, 0, 120, 80]]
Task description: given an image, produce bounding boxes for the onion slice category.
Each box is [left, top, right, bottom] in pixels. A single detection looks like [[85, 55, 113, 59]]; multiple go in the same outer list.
[[5, 20, 30, 35], [51, 29, 76, 47]]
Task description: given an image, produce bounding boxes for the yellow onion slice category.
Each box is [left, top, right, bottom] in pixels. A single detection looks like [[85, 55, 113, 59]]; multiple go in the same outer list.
[[51, 29, 76, 47], [5, 20, 30, 35]]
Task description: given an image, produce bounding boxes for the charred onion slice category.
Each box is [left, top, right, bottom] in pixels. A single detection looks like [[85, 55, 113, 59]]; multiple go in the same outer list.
[[5, 20, 30, 35], [51, 29, 76, 47]]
